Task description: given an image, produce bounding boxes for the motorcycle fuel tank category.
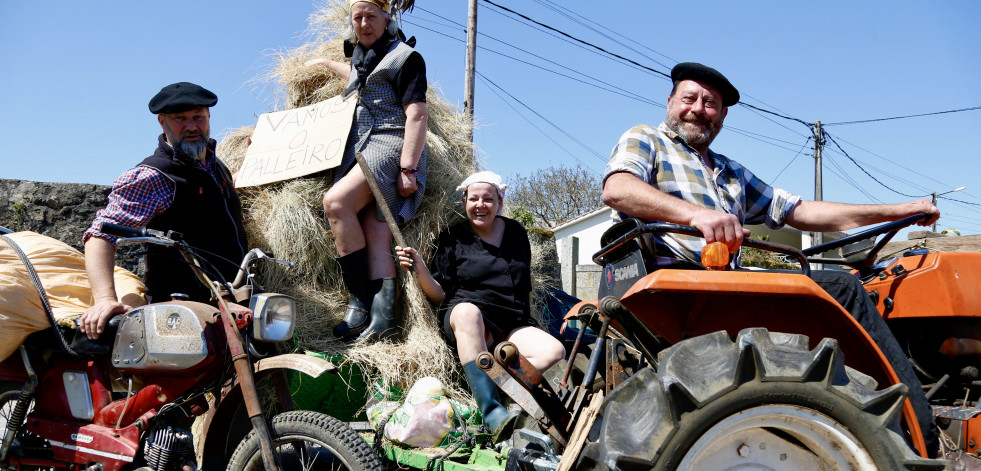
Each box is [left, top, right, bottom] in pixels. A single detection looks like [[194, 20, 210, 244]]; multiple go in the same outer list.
[[111, 304, 208, 371]]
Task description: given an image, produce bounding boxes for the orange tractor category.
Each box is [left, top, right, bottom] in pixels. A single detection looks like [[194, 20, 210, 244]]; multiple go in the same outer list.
[[487, 214, 979, 470]]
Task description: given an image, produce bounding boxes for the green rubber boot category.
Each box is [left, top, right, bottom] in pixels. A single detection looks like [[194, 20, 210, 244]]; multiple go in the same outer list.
[[462, 360, 520, 442]]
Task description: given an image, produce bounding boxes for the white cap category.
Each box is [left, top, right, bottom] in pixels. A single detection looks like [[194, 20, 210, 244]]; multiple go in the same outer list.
[[455, 171, 508, 198]]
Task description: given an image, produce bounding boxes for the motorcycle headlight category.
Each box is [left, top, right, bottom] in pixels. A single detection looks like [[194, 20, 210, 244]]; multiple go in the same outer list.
[[250, 294, 295, 342]]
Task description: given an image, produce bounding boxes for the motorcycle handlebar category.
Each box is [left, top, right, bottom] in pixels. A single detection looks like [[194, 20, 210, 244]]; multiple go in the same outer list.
[[230, 248, 297, 288], [99, 222, 149, 238], [100, 223, 294, 288], [99, 222, 177, 248]]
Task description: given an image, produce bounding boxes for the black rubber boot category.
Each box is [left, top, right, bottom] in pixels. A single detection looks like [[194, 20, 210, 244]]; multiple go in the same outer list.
[[462, 360, 520, 443], [332, 248, 371, 339], [354, 277, 400, 342]]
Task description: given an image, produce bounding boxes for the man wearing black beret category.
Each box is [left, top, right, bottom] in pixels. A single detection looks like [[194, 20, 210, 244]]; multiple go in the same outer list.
[[79, 82, 247, 339], [602, 62, 941, 456]]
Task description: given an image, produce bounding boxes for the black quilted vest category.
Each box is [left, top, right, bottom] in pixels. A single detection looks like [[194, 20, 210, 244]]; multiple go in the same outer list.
[[138, 134, 247, 302]]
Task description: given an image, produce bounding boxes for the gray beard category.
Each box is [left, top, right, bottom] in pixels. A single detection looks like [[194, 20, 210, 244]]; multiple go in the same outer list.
[[176, 136, 208, 159], [666, 114, 719, 150]]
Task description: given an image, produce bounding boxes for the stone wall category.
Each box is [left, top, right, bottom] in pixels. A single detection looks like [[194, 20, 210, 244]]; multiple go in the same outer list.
[[0, 179, 110, 249], [0, 178, 140, 272]]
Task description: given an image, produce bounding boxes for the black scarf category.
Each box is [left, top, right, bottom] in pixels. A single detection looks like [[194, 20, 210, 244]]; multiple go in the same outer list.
[[344, 32, 396, 98]]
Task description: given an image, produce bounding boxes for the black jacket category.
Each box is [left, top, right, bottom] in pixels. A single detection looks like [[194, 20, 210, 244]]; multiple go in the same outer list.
[[139, 134, 247, 302]]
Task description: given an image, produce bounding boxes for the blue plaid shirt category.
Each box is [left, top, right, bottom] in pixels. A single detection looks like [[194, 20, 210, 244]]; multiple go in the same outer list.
[[605, 122, 801, 267]]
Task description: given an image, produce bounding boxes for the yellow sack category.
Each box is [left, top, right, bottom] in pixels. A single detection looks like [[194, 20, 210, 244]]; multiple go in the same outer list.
[[0, 232, 146, 362]]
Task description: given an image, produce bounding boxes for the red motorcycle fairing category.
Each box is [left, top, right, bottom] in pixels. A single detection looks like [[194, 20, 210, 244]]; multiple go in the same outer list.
[[31, 357, 112, 423], [24, 410, 148, 471]]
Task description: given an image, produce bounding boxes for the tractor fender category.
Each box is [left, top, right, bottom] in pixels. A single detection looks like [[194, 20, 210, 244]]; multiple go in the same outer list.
[[615, 268, 928, 454], [197, 353, 337, 469]]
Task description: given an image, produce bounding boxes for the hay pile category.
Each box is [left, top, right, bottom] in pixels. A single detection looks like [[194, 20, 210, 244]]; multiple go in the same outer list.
[[216, 1, 557, 404]]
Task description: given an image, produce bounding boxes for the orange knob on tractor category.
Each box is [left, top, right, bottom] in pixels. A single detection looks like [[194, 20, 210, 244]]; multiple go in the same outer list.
[[701, 242, 730, 270]]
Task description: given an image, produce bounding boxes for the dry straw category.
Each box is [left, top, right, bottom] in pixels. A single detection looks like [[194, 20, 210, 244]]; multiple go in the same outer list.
[[216, 1, 558, 407]]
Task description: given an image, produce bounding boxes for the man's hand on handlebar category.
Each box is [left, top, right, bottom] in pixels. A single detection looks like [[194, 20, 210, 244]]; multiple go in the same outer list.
[[80, 299, 131, 340], [689, 209, 750, 253]]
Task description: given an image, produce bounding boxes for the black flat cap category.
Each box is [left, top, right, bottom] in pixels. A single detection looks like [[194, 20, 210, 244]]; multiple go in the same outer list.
[[671, 62, 740, 107], [148, 82, 217, 114]]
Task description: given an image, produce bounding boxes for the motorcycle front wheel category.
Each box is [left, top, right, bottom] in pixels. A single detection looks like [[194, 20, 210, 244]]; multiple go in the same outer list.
[[227, 410, 382, 471], [0, 387, 45, 471]]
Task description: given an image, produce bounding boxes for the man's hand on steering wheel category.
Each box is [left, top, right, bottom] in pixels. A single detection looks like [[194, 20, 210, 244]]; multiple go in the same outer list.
[[689, 209, 750, 253], [906, 198, 940, 227]]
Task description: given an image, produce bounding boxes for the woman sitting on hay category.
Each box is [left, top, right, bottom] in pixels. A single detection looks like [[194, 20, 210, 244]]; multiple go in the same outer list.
[[306, 0, 429, 343], [396, 171, 566, 442]]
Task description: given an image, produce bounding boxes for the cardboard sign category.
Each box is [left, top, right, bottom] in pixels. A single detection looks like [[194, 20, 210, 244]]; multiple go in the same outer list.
[[235, 95, 356, 188]]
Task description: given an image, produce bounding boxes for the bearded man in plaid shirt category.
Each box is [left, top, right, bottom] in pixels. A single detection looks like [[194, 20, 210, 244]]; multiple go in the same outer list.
[[602, 62, 941, 456], [79, 82, 247, 341]]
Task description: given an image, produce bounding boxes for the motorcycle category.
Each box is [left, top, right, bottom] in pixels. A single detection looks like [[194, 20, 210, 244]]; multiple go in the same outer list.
[[0, 223, 382, 470]]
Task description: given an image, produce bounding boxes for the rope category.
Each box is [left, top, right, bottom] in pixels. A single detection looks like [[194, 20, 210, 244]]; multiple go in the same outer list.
[[371, 409, 395, 459]]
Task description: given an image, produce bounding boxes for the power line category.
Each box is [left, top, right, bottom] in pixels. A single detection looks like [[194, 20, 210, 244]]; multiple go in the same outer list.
[[414, 6, 466, 30], [739, 102, 809, 126], [409, 11, 808, 158], [527, 0, 806, 123], [405, 19, 809, 167], [407, 11, 664, 107], [476, 71, 608, 165], [823, 131, 924, 199], [824, 106, 981, 126], [942, 196, 981, 207], [771, 137, 812, 183], [403, 19, 664, 108], [530, 0, 676, 72], [412, 3, 972, 217], [821, 144, 930, 195], [825, 133, 957, 194], [823, 132, 981, 207], [477, 4, 663, 79], [416, 3, 816, 157], [477, 72, 589, 167], [480, 0, 671, 79], [823, 154, 885, 203]]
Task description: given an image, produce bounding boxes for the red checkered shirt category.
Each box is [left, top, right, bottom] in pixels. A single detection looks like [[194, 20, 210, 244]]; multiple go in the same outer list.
[[83, 156, 223, 246]]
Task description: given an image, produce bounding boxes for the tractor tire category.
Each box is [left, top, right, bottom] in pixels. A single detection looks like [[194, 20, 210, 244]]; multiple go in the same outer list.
[[576, 329, 948, 471]]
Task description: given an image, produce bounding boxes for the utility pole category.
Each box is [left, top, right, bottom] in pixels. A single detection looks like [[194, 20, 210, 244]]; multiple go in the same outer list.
[[812, 121, 824, 247], [932, 186, 966, 232], [464, 0, 477, 146]]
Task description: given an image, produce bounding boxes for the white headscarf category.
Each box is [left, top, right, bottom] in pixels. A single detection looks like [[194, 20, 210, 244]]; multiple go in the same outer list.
[[455, 171, 508, 198]]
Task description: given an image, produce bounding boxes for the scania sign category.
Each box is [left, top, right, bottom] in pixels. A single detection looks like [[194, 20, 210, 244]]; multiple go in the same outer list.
[[599, 250, 648, 299], [614, 262, 639, 282]]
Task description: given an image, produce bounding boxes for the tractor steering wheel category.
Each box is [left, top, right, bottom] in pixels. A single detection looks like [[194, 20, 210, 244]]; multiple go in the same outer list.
[[593, 220, 813, 277], [800, 213, 927, 276]]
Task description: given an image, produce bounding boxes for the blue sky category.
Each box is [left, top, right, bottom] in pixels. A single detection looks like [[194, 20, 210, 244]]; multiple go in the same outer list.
[[3, 1, 979, 235]]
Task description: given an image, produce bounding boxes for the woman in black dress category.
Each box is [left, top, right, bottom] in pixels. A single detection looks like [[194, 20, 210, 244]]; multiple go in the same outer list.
[[396, 171, 565, 441]]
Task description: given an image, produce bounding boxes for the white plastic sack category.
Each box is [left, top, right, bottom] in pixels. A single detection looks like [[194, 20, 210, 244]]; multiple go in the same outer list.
[[380, 377, 477, 448]]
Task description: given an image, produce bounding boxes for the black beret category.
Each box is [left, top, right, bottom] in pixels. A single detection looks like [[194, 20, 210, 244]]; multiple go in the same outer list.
[[671, 62, 740, 107], [148, 82, 217, 114]]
